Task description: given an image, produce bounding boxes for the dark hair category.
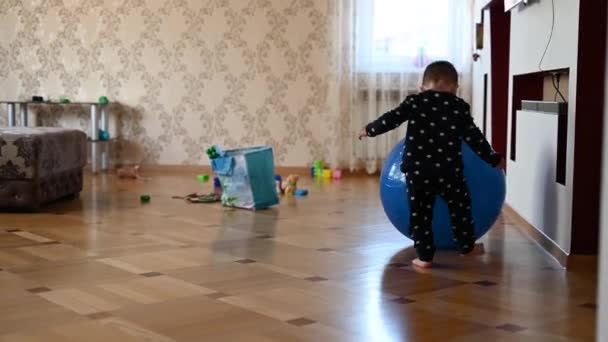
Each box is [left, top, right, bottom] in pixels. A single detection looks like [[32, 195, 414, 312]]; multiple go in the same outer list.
[[422, 61, 459, 85]]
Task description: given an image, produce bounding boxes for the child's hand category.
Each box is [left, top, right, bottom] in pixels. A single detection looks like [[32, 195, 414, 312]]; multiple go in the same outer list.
[[358, 127, 368, 140]]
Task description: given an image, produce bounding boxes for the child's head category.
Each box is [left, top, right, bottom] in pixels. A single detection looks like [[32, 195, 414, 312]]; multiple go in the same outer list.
[[421, 61, 459, 94]]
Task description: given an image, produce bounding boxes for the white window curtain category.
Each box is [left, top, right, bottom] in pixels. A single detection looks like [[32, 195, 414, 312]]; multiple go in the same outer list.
[[330, 0, 474, 173]]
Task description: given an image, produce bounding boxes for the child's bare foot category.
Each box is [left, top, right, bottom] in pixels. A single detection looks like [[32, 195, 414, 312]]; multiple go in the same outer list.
[[412, 258, 433, 268], [461, 243, 485, 256]]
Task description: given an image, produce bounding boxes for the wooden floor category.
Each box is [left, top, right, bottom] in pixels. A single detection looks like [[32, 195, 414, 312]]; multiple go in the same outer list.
[[0, 173, 597, 341]]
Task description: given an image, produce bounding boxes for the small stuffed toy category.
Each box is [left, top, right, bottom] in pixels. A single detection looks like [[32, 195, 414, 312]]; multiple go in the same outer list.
[[116, 165, 150, 180], [117, 165, 140, 179], [283, 174, 299, 196]]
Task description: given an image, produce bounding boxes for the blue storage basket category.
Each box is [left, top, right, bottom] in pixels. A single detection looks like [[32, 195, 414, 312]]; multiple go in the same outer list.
[[212, 146, 279, 210]]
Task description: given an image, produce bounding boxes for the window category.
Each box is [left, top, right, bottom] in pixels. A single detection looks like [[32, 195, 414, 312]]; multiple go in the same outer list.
[[356, 0, 468, 73]]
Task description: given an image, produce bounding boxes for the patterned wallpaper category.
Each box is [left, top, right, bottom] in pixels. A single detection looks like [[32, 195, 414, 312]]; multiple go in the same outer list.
[[0, 0, 343, 167]]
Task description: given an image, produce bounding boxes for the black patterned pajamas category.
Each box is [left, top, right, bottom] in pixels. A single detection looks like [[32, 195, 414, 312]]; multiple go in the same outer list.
[[406, 172, 475, 261], [365, 90, 502, 262]]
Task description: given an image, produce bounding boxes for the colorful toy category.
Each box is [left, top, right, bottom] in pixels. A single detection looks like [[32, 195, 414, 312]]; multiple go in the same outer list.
[[332, 169, 343, 180], [117, 165, 141, 179], [322, 169, 332, 179], [312, 160, 325, 178], [213, 177, 222, 196], [175, 177, 222, 203], [59, 97, 70, 104], [206, 146, 220, 159], [283, 174, 299, 196], [99, 129, 110, 141], [99, 96, 109, 104], [294, 189, 308, 197], [275, 175, 283, 195], [140, 194, 151, 203], [185, 193, 220, 203]]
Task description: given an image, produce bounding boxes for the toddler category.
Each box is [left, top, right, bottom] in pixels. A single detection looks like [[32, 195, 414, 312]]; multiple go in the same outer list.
[[359, 61, 503, 268]]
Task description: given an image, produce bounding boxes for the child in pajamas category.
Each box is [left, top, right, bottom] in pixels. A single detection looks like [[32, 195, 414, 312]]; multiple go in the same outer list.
[[359, 61, 503, 268]]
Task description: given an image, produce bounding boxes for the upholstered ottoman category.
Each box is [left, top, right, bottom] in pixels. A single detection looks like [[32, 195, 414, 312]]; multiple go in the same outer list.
[[0, 127, 87, 209]]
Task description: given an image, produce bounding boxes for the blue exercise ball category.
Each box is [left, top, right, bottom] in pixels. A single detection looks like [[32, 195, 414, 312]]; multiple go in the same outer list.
[[380, 139, 506, 249]]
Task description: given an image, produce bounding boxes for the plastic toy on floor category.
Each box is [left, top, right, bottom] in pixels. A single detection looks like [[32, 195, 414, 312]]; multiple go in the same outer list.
[[214, 177, 222, 196], [282, 174, 299, 196], [173, 178, 223, 204], [117, 165, 140, 179], [116, 165, 152, 181], [184, 193, 221, 203], [311, 161, 342, 181], [275, 175, 283, 195], [312, 160, 324, 177], [294, 189, 308, 197]]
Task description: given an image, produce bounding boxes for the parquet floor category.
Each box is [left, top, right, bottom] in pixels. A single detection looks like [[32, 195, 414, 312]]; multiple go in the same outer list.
[[0, 172, 597, 341]]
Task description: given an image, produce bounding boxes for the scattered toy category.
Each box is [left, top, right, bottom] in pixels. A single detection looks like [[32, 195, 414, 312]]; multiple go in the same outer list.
[[206, 146, 220, 159], [99, 129, 110, 141], [188, 194, 221, 203], [275, 175, 283, 194], [99, 96, 109, 104], [294, 189, 308, 197], [140, 194, 151, 203], [283, 174, 299, 196], [116, 165, 151, 181], [312, 160, 324, 178], [214, 177, 222, 196], [173, 176, 223, 204], [179, 192, 220, 203], [312, 160, 343, 180]]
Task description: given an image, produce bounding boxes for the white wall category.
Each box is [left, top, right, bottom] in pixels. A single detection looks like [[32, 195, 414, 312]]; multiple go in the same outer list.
[[509, 110, 564, 246], [506, 0, 579, 254], [471, 7, 492, 138], [472, 0, 492, 127], [474, 0, 493, 23]]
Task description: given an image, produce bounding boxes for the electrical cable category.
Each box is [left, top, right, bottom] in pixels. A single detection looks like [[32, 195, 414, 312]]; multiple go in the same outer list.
[[538, 0, 555, 72]]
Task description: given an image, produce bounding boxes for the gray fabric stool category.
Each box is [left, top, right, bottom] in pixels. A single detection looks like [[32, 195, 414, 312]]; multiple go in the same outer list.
[[0, 127, 87, 209]]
